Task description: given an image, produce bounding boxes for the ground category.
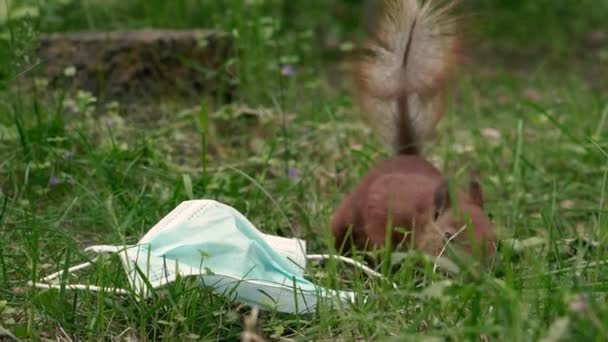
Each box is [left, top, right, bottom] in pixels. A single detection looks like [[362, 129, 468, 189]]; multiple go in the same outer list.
[[1, 0, 608, 340]]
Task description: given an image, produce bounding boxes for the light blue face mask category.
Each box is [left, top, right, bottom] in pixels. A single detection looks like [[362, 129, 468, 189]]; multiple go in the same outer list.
[[31, 200, 387, 314]]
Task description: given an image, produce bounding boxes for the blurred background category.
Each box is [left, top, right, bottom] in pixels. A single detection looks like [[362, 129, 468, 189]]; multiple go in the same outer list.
[[1, 0, 608, 102], [1, 0, 607, 236]]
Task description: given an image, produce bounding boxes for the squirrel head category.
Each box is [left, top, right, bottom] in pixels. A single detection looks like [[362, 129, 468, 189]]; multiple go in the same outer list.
[[417, 176, 497, 264]]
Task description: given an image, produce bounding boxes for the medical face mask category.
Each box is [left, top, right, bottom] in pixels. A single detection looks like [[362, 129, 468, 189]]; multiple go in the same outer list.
[[31, 200, 389, 314]]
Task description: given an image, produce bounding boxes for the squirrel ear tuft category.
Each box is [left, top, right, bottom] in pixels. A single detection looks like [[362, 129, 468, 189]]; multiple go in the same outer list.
[[469, 173, 484, 208], [433, 180, 450, 220]]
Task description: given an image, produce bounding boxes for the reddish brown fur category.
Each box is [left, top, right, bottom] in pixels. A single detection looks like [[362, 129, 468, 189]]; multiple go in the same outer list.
[[332, 0, 496, 264], [332, 155, 497, 261]]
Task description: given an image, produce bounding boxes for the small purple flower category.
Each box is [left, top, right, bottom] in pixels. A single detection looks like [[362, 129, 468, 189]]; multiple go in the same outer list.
[[288, 167, 299, 179], [49, 176, 61, 186], [281, 65, 296, 77]]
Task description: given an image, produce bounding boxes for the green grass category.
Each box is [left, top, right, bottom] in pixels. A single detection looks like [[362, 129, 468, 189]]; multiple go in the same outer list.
[[1, 0, 608, 340]]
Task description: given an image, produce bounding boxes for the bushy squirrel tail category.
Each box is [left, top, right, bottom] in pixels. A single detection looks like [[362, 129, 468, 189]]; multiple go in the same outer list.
[[356, 0, 461, 155]]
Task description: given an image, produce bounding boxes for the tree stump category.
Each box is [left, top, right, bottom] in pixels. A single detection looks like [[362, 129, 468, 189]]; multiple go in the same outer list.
[[37, 29, 233, 102]]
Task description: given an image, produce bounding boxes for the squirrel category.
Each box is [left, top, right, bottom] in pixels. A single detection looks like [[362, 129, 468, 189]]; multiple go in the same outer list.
[[331, 0, 497, 262]]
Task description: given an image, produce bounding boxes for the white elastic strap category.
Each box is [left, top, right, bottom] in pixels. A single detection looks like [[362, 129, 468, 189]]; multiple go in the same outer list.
[[41, 259, 96, 282], [84, 245, 126, 253], [30, 281, 129, 294], [32, 249, 397, 294], [306, 254, 398, 289], [29, 248, 129, 295]]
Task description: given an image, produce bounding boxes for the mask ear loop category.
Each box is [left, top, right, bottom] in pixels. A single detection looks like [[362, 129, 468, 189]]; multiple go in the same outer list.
[[306, 254, 398, 289], [28, 245, 130, 294]]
